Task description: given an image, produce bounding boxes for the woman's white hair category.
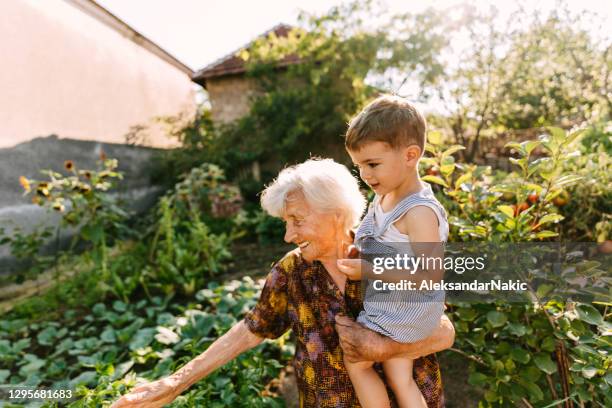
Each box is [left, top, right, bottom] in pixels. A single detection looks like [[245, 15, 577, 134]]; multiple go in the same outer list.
[[260, 158, 366, 229]]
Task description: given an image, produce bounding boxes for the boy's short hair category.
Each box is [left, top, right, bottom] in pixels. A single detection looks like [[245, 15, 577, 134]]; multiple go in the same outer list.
[[345, 94, 427, 152]]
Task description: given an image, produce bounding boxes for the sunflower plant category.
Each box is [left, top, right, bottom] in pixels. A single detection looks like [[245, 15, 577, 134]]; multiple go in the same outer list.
[[19, 156, 129, 284]]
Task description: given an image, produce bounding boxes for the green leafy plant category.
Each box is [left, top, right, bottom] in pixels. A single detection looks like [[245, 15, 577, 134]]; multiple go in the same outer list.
[[19, 158, 129, 285], [421, 127, 611, 406]]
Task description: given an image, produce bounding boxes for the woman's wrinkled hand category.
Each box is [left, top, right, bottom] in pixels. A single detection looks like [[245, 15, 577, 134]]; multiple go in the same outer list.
[[110, 376, 180, 408], [334, 314, 390, 362]]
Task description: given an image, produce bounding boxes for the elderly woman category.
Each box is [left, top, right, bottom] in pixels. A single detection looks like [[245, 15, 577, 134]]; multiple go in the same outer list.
[[112, 159, 454, 408]]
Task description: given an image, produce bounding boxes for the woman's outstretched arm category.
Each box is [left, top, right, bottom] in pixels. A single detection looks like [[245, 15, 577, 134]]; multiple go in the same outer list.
[[111, 320, 264, 408]]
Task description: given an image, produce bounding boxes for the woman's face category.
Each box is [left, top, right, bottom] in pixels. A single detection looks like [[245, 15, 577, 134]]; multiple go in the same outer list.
[[282, 191, 339, 263]]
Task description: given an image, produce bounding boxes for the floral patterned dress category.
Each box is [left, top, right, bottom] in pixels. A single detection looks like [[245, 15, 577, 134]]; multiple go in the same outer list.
[[244, 249, 445, 407]]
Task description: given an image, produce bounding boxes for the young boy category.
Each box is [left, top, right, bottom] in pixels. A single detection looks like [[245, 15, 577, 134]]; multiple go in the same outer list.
[[337, 95, 449, 408]]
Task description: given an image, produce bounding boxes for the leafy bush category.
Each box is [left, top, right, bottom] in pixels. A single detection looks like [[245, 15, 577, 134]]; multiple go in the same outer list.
[[422, 127, 611, 406], [1, 278, 290, 407], [18, 158, 129, 282]]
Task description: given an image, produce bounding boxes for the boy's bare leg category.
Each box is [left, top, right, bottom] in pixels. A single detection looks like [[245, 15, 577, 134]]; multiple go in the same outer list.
[[383, 357, 427, 408], [344, 359, 391, 408]]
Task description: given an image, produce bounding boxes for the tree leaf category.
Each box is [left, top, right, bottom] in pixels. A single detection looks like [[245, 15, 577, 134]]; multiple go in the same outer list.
[[510, 348, 530, 364], [497, 205, 515, 219], [422, 175, 448, 188], [441, 145, 466, 159], [534, 353, 557, 374], [487, 311, 508, 328], [575, 303, 604, 326], [468, 372, 488, 386], [537, 214, 564, 225]]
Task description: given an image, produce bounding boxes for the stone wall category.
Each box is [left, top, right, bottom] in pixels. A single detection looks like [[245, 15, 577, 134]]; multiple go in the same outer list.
[[206, 76, 260, 123]]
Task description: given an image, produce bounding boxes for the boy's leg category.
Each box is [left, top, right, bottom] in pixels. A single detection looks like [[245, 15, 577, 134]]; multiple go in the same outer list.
[[382, 357, 427, 408], [344, 358, 391, 408]]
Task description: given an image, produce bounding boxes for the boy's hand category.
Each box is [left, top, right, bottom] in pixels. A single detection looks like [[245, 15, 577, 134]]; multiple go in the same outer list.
[[337, 246, 371, 280], [337, 258, 363, 280]]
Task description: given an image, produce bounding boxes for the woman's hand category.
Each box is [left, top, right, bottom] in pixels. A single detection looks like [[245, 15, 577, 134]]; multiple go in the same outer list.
[[335, 314, 455, 362], [335, 314, 390, 362], [111, 376, 181, 408]]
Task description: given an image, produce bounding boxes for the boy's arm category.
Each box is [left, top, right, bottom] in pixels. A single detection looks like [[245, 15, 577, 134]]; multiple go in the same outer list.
[[335, 314, 455, 362], [338, 206, 444, 283]]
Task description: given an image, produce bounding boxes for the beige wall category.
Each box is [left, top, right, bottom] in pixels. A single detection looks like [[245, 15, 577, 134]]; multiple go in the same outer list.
[[206, 76, 259, 123], [0, 0, 196, 149]]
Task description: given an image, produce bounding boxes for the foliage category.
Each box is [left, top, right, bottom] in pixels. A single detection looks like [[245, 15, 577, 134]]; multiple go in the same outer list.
[[18, 158, 130, 282], [421, 127, 611, 406], [0, 278, 290, 407], [412, 3, 611, 161], [227, 1, 447, 169], [0, 225, 54, 283]]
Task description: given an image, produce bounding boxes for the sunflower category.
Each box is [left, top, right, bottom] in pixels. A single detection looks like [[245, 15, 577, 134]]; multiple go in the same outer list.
[[19, 176, 31, 192], [64, 160, 74, 171], [36, 182, 50, 197]]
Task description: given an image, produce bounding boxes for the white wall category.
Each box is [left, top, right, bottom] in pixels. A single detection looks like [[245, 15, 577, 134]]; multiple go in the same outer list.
[[0, 0, 196, 148]]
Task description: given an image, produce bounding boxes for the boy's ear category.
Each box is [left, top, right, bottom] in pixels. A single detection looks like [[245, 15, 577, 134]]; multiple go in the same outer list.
[[403, 145, 422, 163]]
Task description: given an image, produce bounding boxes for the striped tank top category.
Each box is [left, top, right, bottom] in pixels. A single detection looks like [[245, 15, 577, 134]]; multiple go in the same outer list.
[[354, 182, 448, 343]]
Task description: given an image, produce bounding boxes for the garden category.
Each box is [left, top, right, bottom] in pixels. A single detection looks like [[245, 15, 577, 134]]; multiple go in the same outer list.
[[0, 1, 610, 407]]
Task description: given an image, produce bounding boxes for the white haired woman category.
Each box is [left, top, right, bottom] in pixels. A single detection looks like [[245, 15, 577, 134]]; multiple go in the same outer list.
[[111, 158, 454, 408]]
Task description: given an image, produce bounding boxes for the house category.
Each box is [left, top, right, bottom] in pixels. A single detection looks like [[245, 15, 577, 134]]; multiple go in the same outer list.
[[192, 24, 299, 124]]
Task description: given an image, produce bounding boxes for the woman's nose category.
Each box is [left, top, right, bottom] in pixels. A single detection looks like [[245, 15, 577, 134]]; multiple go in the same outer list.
[[284, 226, 296, 243]]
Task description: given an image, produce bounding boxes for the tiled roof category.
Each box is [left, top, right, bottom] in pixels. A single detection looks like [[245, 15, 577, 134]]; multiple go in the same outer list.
[[192, 24, 300, 88]]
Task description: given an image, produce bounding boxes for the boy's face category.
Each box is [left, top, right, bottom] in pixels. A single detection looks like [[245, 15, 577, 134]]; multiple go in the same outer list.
[[347, 141, 417, 196]]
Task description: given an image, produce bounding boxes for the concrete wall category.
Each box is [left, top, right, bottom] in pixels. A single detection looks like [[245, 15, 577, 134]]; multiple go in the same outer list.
[[0, 0, 196, 149], [0, 135, 166, 276]]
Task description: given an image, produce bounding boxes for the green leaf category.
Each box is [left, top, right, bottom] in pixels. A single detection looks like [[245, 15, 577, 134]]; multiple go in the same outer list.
[[427, 131, 442, 145], [510, 348, 530, 364], [575, 303, 604, 326], [422, 175, 448, 188], [129, 328, 156, 351], [534, 231, 558, 239], [92, 303, 106, 316], [518, 379, 544, 402], [454, 172, 472, 189], [0, 369, 10, 383], [486, 311, 507, 328], [507, 323, 527, 337], [534, 353, 557, 374], [113, 301, 127, 312], [19, 355, 46, 377], [548, 127, 566, 144], [441, 145, 465, 159], [101, 328, 116, 343], [69, 371, 97, 388], [440, 163, 455, 177], [468, 372, 488, 386], [523, 140, 541, 155], [505, 142, 524, 154], [497, 205, 515, 219], [37, 326, 58, 346], [536, 284, 554, 298], [540, 337, 556, 352], [537, 214, 564, 225]]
